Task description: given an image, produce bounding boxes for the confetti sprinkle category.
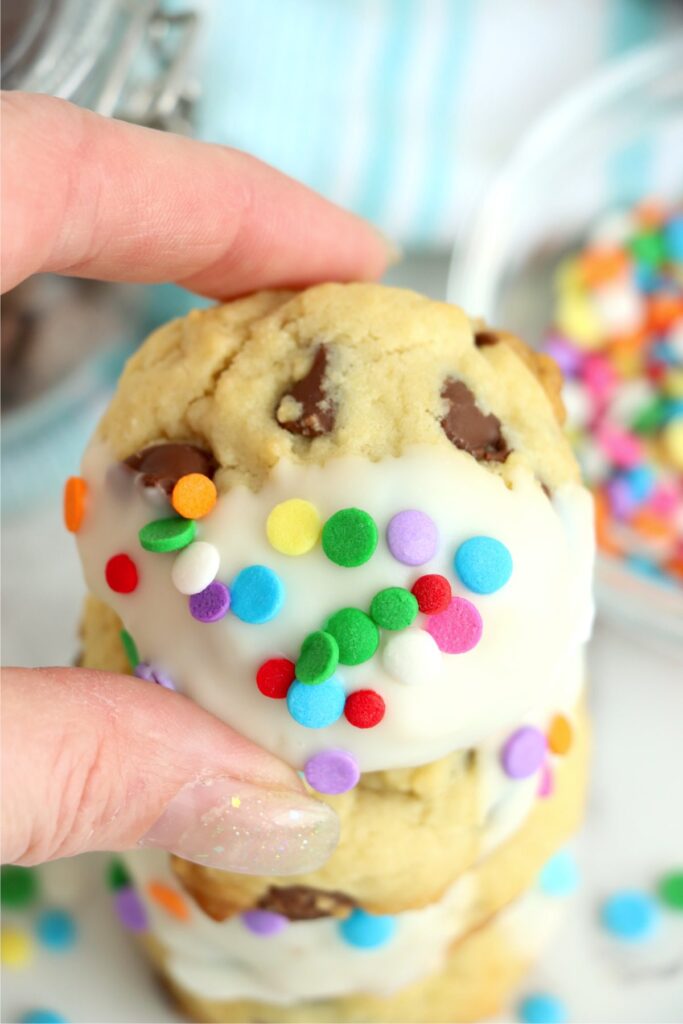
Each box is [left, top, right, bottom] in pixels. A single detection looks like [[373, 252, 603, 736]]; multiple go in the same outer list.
[[538, 851, 579, 896], [410, 574, 452, 614], [322, 508, 378, 567], [325, 608, 379, 665], [287, 676, 346, 729], [231, 565, 285, 624], [188, 581, 231, 623], [454, 536, 513, 594], [296, 631, 340, 684], [304, 749, 360, 795], [338, 908, 396, 949], [171, 472, 217, 519], [242, 909, 289, 936], [119, 629, 140, 670], [139, 516, 196, 553], [517, 992, 568, 1024], [1, 926, 33, 968], [382, 629, 442, 685], [171, 541, 220, 595], [0, 866, 38, 909], [20, 1011, 69, 1024], [502, 727, 547, 780], [105, 553, 138, 594], [35, 909, 78, 951], [548, 714, 573, 755], [601, 889, 660, 942], [386, 509, 439, 566], [344, 689, 385, 729], [658, 870, 683, 911], [107, 859, 132, 891], [147, 882, 190, 921], [370, 587, 418, 631], [256, 658, 296, 699], [134, 663, 176, 690], [63, 477, 87, 533], [266, 499, 322, 556], [425, 597, 482, 654], [114, 886, 148, 933]]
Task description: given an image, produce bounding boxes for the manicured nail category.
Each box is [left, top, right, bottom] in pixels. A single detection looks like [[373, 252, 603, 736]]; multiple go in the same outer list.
[[139, 777, 340, 875]]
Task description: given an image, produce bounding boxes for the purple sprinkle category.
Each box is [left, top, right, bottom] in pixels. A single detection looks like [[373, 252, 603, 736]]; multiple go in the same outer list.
[[114, 885, 148, 932], [189, 581, 230, 623], [386, 509, 439, 566], [304, 749, 360, 795], [543, 335, 584, 378], [501, 726, 547, 780], [134, 663, 176, 690], [606, 477, 637, 521], [241, 909, 289, 936]]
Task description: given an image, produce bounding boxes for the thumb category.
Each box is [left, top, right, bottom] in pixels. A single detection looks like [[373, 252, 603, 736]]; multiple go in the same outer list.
[[1, 667, 339, 875]]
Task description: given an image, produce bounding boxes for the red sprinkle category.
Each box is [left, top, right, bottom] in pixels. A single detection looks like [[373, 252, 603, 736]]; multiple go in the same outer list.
[[256, 658, 296, 699], [411, 574, 452, 614], [105, 553, 139, 594], [344, 689, 385, 729]]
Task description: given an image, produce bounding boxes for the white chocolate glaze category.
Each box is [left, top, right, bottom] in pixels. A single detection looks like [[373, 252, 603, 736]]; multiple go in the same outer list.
[[77, 441, 593, 772]]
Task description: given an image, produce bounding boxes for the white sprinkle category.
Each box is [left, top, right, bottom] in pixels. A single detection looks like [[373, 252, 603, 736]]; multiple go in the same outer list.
[[171, 541, 220, 595], [382, 629, 442, 685]]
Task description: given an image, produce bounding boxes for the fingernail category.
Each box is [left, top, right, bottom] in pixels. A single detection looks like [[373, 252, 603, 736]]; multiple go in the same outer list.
[[139, 778, 339, 875]]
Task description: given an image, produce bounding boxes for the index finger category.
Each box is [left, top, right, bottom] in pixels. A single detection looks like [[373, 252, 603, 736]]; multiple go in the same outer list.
[[1, 92, 393, 297]]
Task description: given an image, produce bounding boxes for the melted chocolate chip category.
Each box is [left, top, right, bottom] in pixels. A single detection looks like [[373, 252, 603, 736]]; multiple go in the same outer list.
[[277, 346, 336, 438], [123, 443, 217, 495], [474, 330, 500, 348], [440, 379, 510, 462], [258, 884, 354, 921]]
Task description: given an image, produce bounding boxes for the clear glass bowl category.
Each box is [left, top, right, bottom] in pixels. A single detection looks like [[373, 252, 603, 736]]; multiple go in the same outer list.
[[448, 38, 683, 648]]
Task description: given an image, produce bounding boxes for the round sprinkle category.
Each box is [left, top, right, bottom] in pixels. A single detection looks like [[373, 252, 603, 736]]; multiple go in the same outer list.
[[242, 909, 289, 936], [370, 587, 418, 631], [296, 631, 339, 684], [601, 890, 660, 942], [325, 608, 379, 665], [322, 508, 378, 567], [344, 689, 385, 729], [382, 629, 442, 685], [548, 714, 573, 755], [518, 992, 568, 1024], [63, 476, 87, 533], [287, 676, 346, 729], [171, 472, 217, 519], [502, 726, 547, 779], [134, 663, 176, 690], [386, 509, 439, 566], [454, 536, 513, 594], [256, 658, 296, 699], [1, 925, 33, 968], [172, 541, 220, 595], [119, 629, 139, 670], [114, 886, 148, 932], [139, 516, 196, 553], [0, 866, 38, 908], [411, 574, 452, 614], [538, 851, 579, 896], [231, 565, 284, 624], [188, 580, 231, 623], [339, 908, 396, 949], [20, 1010, 69, 1024], [105, 553, 138, 594], [537, 761, 554, 798], [107, 859, 132, 891], [266, 499, 322, 556], [658, 870, 683, 911], [425, 597, 482, 653], [304, 749, 360, 795], [35, 909, 77, 951], [147, 881, 190, 921]]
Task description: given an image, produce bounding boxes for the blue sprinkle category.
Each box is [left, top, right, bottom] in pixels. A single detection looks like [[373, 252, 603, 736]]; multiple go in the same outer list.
[[626, 554, 664, 582], [518, 992, 568, 1024], [601, 890, 660, 942], [651, 340, 678, 367], [20, 1012, 69, 1024], [35, 908, 78, 951], [664, 399, 683, 424], [664, 214, 683, 261], [623, 465, 656, 503], [339, 908, 397, 949], [230, 565, 284, 624], [538, 850, 579, 896], [287, 676, 346, 729], [454, 536, 513, 595]]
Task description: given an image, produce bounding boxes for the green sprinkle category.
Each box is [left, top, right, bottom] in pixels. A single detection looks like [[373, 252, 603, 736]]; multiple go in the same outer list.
[[325, 608, 379, 665], [107, 858, 132, 891], [296, 631, 339, 685], [139, 516, 196, 553], [658, 871, 683, 911], [1, 865, 39, 909], [119, 629, 140, 670], [370, 587, 418, 631], [628, 230, 667, 270], [631, 397, 668, 435], [322, 508, 378, 567]]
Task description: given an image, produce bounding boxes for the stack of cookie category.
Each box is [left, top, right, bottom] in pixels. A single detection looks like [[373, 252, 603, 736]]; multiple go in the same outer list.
[[75, 284, 594, 1023]]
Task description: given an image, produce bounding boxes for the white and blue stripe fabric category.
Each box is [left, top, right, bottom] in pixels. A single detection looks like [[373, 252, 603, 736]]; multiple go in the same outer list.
[[192, 0, 681, 248]]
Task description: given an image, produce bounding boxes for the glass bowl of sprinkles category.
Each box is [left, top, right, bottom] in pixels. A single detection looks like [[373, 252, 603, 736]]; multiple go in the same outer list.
[[449, 38, 683, 645]]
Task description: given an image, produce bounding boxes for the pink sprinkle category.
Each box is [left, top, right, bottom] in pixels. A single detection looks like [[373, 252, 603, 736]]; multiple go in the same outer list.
[[582, 355, 618, 406], [596, 422, 644, 469], [648, 482, 679, 518], [538, 761, 554, 798], [425, 597, 482, 654]]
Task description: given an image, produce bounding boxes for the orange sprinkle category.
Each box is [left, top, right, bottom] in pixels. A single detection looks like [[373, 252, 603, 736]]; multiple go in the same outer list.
[[579, 246, 629, 287], [171, 473, 217, 520], [646, 294, 683, 334], [548, 714, 573, 756], [594, 490, 621, 556], [63, 476, 87, 533], [634, 198, 665, 228], [664, 555, 683, 581], [147, 881, 190, 921], [631, 509, 676, 541]]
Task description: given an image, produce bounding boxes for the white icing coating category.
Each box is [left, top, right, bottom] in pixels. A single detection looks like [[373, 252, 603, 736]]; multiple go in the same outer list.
[[78, 441, 594, 772]]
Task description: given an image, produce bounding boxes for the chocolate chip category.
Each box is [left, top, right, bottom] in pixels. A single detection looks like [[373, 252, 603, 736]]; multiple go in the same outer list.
[[123, 443, 217, 495], [257, 884, 354, 921], [277, 346, 336, 437], [440, 379, 510, 462], [474, 330, 500, 348]]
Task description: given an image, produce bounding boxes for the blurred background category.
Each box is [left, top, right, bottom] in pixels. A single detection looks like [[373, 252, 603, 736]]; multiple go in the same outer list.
[[1, 2, 682, 1022]]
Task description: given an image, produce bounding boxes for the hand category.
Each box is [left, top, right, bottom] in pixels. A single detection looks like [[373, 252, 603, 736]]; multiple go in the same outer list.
[[1, 91, 392, 873]]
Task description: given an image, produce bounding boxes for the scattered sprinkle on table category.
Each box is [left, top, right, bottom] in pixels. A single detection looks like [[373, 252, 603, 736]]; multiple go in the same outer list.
[[266, 498, 322, 555], [322, 508, 378, 567], [601, 889, 660, 942]]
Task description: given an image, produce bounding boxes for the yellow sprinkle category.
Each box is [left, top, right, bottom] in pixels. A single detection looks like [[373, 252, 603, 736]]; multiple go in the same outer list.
[[663, 369, 683, 400], [266, 499, 322, 556], [1, 926, 33, 968], [231, 796, 241, 809], [662, 419, 683, 471], [557, 294, 603, 350], [554, 257, 583, 294]]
